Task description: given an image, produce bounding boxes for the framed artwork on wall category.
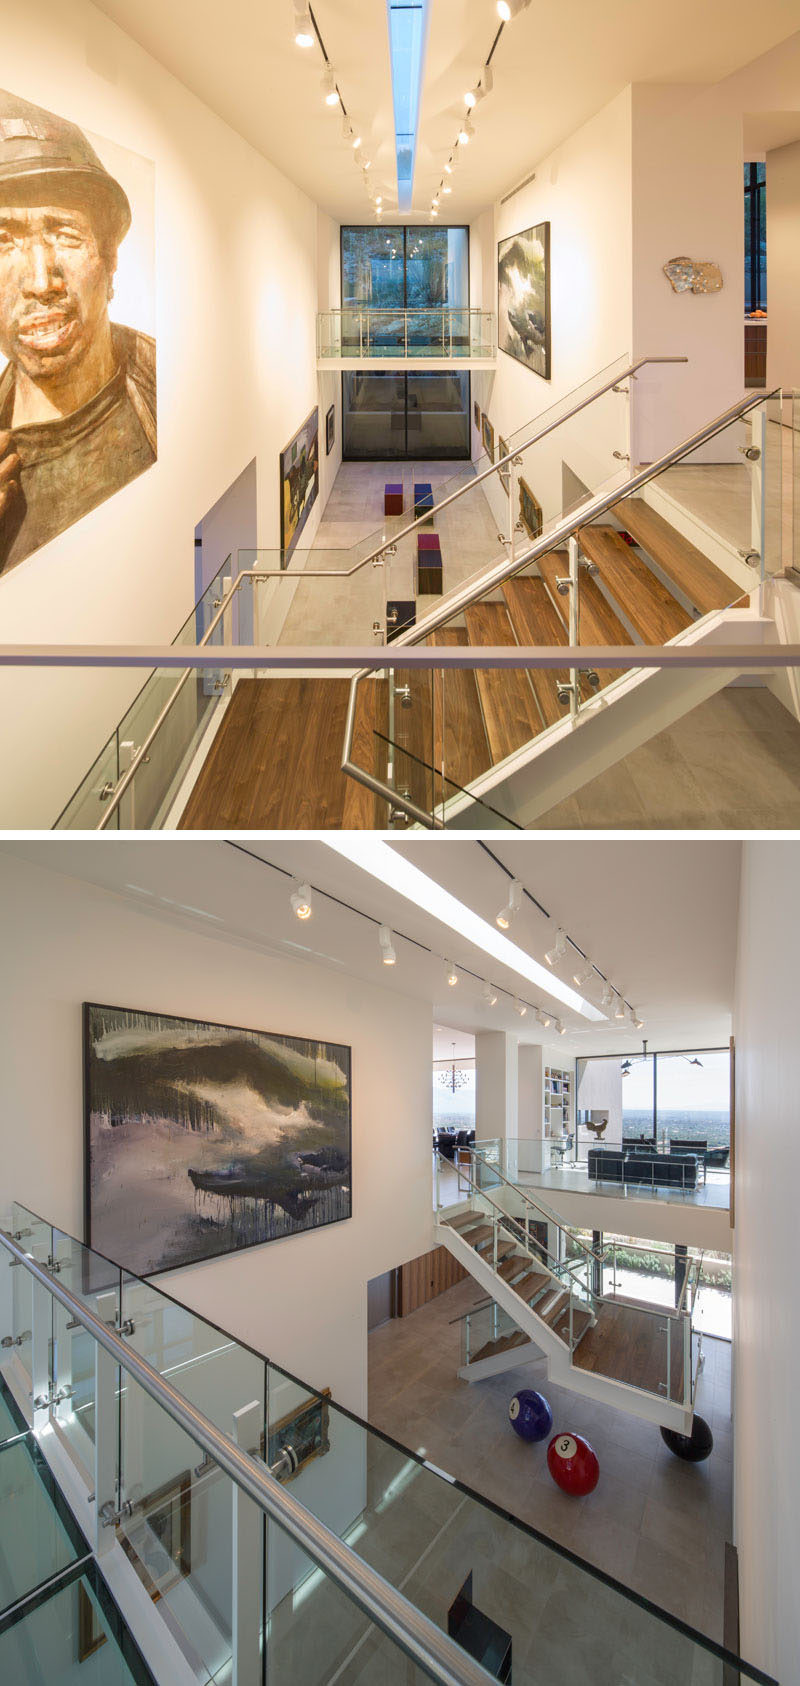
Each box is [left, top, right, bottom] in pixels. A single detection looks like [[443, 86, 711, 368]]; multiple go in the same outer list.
[[280, 406, 319, 567], [498, 436, 511, 493], [326, 404, 335, 455], [518, 478, 543, 540], [497, 221, 551, 380], [0, 88, 157, 581], [84, 1002, 352, 1276], [481, 412, 495, 463]]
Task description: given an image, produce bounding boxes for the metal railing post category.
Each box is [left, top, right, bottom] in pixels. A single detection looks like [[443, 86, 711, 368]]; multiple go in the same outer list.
[[666, 1316, 672, 1402], [232, 1400, 263, 1686], [31, 1267, 51, 1432], [568, 535, 580, 721], [94, 1287, 119, 1557]]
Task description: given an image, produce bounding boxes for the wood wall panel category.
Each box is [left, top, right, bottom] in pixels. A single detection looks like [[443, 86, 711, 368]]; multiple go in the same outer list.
[[399, 1245, 467, 1316]]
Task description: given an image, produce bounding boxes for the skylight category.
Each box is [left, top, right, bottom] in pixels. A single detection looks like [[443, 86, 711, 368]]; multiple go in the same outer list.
[[325, 839, 606, 1021], [387, 1, 427, 211]]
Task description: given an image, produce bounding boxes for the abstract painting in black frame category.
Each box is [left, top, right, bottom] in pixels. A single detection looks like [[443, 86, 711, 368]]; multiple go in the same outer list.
[[280, 406, 319, 567], [497, 221, 551, 380], [84, 1002, 352, 1276]]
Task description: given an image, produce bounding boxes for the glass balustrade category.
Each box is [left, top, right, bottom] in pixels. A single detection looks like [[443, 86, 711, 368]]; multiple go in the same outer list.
[[0, 1202, 777, 1686], [316, 307, 496, 360]]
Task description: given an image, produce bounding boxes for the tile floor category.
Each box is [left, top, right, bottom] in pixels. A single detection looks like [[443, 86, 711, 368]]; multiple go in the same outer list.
[[534, 685, 800, 829], [368, 1278, 733, 1649], [436, 1154, 731, 1213]]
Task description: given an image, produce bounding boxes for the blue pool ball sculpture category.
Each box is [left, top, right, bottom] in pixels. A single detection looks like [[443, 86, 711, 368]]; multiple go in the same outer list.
[[547, 1431, 600, 1496], [508, 1389, 553, 1443]]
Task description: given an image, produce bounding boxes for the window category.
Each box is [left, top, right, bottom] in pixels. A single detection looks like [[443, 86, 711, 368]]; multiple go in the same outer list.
[[744, 162, 767, 314], [576, 1048, 731, 1173]]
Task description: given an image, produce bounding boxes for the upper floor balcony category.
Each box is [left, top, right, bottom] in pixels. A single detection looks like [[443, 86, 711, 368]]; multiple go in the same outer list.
[[316, 305, 497, 368]]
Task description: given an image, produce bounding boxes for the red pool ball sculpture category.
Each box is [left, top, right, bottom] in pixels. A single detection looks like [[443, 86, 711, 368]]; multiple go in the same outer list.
[[547, 1432, 599, 1496]]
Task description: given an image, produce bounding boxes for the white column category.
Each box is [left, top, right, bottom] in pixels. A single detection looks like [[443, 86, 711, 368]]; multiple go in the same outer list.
[[518, 1044, 547, 1173], [475, 1031, 518, 1157]]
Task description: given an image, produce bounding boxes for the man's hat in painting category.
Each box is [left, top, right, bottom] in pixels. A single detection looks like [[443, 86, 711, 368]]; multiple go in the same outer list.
[[0, 89, 131, 244]]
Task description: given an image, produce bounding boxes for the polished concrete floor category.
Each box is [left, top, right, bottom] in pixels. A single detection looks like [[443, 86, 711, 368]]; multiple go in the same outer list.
[[437, 1154, 731, 1212], [368, 1279, 732, 1649], [534, 684, 800, 829]]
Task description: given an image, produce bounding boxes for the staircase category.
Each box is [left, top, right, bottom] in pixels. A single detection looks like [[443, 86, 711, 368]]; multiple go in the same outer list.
[[435, 1186, 695, 1433], [416, 492, 755, 814]]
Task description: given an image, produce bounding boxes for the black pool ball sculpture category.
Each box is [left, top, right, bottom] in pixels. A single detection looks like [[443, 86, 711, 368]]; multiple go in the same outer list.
[[660, 1415, 714, 1462]]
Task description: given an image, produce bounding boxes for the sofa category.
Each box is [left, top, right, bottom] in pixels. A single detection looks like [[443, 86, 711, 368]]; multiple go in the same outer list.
[[588, 1146, 700, 1190], [669, 1137, 729, 1169]]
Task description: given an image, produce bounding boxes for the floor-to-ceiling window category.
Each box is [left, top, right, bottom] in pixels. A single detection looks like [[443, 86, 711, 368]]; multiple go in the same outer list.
[[340, 226, 471, 459]]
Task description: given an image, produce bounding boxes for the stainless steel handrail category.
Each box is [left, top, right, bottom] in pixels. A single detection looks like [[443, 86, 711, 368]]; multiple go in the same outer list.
[[436, 1151, 569, 1280], [243, 354, 687, 582], [341, 383, 780, 821], [0, 1226, 493, 1686]]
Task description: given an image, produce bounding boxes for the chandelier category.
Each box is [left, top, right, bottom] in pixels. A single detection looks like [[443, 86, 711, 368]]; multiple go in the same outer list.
[[436, 1045, 471, 1092]]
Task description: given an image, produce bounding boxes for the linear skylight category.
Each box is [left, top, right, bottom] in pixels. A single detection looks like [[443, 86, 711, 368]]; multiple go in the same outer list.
[[387, 1, 427, 210], [325, 839, 606, 1021]]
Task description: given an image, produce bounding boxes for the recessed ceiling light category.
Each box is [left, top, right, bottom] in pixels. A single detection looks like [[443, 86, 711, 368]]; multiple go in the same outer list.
[[324, 840, 604, 1019]]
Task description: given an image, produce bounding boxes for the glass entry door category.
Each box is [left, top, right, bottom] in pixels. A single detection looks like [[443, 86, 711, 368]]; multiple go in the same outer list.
[[343, 371, 470, 460]]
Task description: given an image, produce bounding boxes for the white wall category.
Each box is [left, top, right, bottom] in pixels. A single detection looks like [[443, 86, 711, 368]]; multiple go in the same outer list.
[[0, 852, 433, 1416], [733, 840, 800, 1683], [0, 0, 329, 827], [491, 89, 633, 436], [766, 138, 800, 390]]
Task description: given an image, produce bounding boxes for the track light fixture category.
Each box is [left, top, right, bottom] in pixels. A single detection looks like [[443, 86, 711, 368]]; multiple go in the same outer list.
[[573, 958, 594, 989], [497, 0, 532, 19], [464, 89, 477, 109], [352, 130, 362, 150], [555, 1018, 566, 1036], [442, 184, 452, 195], [536, 1008, 552, 1029], [445, 961, 458, 988], [362, 156, 372, 171], [378, 925, 397, 966], [513, 998, 528, 1017], [321, 68, 339, 107], [482, 982, 498, 1007], [431, 196, 439, 207], [444, 159, 454, 174], [600, 980, 615, 1010], [544, 928, 567, 968], [290, 881, 312, 920], [496, 878, 523, 931], [629, 1007, 644, 1030], [457, 115, 474, 146], [614, 994, 626, 1020], [294, 3, 314, 48], [465, 65, 493, 108]]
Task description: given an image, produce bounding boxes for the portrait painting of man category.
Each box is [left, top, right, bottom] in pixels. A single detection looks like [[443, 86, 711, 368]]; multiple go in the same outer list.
[[0, 90, 156, 577]]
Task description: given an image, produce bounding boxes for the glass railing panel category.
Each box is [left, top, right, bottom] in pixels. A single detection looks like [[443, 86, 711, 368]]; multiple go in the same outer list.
[[54, 552, 236, 831], [0, 1568, 153, 1686], [49, 1228, 122, 1465], [116, 1369, 233, 1683], [249, 562, 386, 648], [0, 1433, 87, 1616], [459, 1299, 522, 1368], [265, 1506, 436, 1685], [317, 307, 497, 363], [5, 1205, 52, 1424], [121, 1275, 266, 1451], [52, 731, 121, 829]]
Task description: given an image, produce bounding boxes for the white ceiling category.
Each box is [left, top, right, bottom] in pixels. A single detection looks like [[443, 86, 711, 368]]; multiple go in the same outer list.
[[90, 0, 800, 221], [1, 837, 740, 1053]]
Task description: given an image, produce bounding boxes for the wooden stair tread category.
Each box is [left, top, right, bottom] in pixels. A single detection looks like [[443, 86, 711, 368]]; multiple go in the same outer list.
[[548, 1306, 595, 1345], [571, 1301, 686, 1401], [501, 575, 571, 727], [471, 1330, 529, 1365], [537, 551, 632, 689], [497, 1253, 528, 1282], [428, 626, 491, 797], [460, 1224, 493, 1249], [577, 526, 692, 644], [613, 497, 736, 615], [463, 602, 543, 763], [512, 1270, 550, 1302], [179, 678, 369, 829], [445, 1212, 478, 1232], [539, 1291, 569, 1326], [495, 1241, 518, 1263]]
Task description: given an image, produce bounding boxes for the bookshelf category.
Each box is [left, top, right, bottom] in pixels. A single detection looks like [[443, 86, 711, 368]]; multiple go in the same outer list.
[[544, 1065, 572, 1138]]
